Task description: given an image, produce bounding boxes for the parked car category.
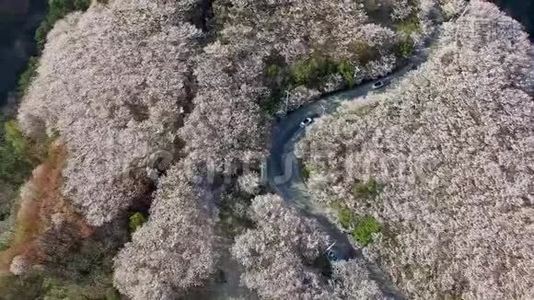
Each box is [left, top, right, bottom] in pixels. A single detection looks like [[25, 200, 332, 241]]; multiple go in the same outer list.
[[326, 249, 339, 262], [325, 242, 339, 262], [300, 117, 313, 128], [371, 79, 387, 90]]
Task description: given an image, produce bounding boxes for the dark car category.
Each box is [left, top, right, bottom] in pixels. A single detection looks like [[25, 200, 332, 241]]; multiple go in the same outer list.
[[325, 242, 340, 262], [326, 249, 339, 262]]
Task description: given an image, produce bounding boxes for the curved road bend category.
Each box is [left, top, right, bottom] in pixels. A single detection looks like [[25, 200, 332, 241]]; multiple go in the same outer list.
[[266, 33, 440, 299]]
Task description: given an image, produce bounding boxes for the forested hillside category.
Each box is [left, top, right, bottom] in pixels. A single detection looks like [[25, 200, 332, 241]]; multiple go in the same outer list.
[[297, 1, 534, 298], [0, 0, 531, 299]]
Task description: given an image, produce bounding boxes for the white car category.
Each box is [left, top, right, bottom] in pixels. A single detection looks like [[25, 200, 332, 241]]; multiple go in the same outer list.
[[299, 117, 314, 128], [371, 80, 386, 90]]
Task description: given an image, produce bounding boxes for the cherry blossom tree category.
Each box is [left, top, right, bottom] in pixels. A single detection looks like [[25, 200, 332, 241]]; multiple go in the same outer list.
[[18, 1, 202, 225], [330, 259, 384, 299], [179, 40, 270, 173], [113, 164, 217, 300], [231, 194, 333, 299]]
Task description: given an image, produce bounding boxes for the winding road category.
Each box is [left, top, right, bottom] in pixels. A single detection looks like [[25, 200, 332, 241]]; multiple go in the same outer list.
[[266, 34, 438, 299]]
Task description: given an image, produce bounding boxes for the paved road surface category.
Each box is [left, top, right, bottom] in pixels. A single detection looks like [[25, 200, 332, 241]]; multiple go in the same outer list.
[[266, 34, 438, 300]]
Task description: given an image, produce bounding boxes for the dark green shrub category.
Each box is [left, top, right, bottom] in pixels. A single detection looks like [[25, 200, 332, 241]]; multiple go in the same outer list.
[[352, 215, 381, 246], [395, 16, 422, 35], [337, 206, 355, 229], [331, 200, 357, 229], [266, 64, 282, 78], [105, 288, 121, 300], [4, 120, 28, 155], [352, 178, 383, 199], [301, 165, 311, 181], [290, 55, 337, 88], [300, 161, 319, 182], [74, 0, 91, 10], [337, 60, 356, 87], [217, 193, 254, 237], [128, 212, 147, 233], [262, 53, 292, 116], [0, 121, 33, 185], [0, 273, 45, 299], [260, 94, 283, 116], [17, 57, 39, 96], [350, 41, 378, 65], [395, 37, 415, 59]]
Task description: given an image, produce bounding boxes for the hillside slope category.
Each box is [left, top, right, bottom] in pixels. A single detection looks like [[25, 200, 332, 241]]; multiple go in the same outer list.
[[297, 1, 534, 298]]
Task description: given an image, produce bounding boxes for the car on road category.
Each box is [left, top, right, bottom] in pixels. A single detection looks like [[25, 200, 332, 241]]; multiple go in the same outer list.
[[326, 249, 338, 262], [325, 242, 341, 262], [371, 79, 389, 90], [300, 117, 314, 128]]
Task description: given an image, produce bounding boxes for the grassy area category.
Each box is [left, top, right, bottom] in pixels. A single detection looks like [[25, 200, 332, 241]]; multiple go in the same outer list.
[[261, 54, 291, 115], [392, 13, 420, 60], [351, 215, 381, 246], [336, 205, 355, 229], [337, 60, 357, 88], [331, 178, 384, 246], [262, 53, 362, 115], [259, 92, 285, 116], [289, 55, 363, 89], [332, 202, 382, 246]]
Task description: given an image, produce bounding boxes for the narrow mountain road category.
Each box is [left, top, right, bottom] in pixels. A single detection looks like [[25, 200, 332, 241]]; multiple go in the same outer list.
[[266, 33, 439, 299]]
